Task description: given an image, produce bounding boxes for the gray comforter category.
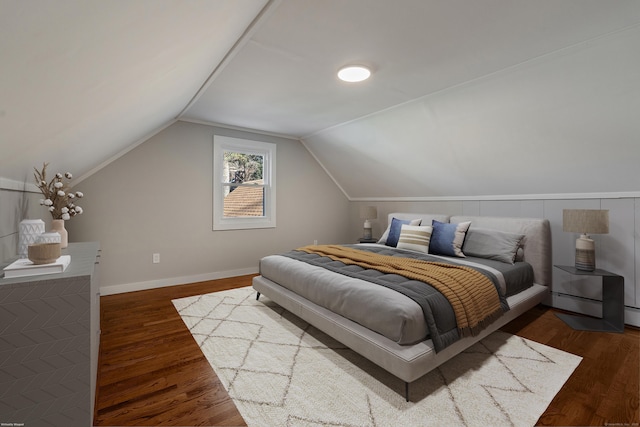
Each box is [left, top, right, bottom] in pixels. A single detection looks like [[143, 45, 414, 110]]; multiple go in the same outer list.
[[282, 245, 509, 352]]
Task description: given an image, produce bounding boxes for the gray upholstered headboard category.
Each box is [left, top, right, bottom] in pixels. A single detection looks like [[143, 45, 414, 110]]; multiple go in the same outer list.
[[385, 213, 552, 287], [385, 212, 450, 226]]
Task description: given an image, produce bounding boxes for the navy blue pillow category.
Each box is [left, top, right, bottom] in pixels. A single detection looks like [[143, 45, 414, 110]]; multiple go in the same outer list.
[[386, 218, 413, 247], [429, 220, 471, 257]]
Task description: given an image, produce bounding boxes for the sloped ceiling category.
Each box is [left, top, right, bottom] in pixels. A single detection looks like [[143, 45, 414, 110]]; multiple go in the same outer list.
[[2, 0, 639, 198], [183, 0, 640, 138], [0, 0, 269, 185]]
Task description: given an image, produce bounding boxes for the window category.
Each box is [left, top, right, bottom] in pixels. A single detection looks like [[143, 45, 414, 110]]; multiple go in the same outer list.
[[213, 135, 276, 230]]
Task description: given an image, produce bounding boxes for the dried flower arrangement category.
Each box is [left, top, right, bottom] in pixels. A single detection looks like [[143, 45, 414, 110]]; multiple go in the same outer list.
[[34, 163, 84, 220]]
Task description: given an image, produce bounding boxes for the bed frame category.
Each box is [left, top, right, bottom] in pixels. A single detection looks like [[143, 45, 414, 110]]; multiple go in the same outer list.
[[253, 214, 551, 401]]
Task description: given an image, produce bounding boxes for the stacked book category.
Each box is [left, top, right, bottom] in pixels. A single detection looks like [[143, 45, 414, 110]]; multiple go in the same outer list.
[[2, 255, 71, 279]]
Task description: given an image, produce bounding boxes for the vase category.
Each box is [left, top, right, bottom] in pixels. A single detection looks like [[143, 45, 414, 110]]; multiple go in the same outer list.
[[37, 232, 62, 244], [18, 219, 45, 258], [51, 219, 68, 248]]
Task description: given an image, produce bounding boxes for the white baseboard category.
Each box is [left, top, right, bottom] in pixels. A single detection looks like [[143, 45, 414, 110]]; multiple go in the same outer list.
[[99, 267, 259, 296], [551, 291, 640, 328]]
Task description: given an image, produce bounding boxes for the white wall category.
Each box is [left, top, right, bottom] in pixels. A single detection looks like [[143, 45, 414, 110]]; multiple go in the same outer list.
[[351, 196, 639, 327], [66, 121, 350, 294]]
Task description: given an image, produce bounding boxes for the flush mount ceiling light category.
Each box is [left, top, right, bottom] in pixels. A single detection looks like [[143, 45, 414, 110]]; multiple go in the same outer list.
[[337, 65, 371, 82]]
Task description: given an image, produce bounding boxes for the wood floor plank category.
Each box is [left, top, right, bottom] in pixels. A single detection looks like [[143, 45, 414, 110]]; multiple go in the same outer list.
[[95, 276, 639, 426], [94, 277, 252, 426]]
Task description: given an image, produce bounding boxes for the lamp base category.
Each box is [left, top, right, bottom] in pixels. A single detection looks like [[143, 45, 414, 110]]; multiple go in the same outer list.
[[575, 234, 595, 271], [363, 219, 372, 240]]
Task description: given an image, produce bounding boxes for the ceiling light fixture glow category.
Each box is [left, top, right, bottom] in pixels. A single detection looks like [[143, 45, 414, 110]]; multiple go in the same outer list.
[[337, 65, 371, 82]]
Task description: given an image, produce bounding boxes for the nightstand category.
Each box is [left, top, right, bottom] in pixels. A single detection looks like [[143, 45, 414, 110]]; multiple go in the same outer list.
[[358, 238, 378, 243], [554, 265, 624, 333]]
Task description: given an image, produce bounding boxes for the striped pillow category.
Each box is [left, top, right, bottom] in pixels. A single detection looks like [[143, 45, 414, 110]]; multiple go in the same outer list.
[[396, 224, 433, 253]]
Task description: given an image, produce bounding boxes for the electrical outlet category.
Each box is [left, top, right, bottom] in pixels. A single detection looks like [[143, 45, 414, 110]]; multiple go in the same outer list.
[[313, 240, 318, 245], [152, 253, 160, 264]]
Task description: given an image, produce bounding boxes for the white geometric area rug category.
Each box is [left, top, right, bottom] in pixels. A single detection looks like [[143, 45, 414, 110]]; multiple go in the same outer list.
[[173, 287, 582, 427]]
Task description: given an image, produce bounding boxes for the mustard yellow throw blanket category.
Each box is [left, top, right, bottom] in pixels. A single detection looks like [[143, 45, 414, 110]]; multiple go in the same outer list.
[[297, 245, 503, 338]]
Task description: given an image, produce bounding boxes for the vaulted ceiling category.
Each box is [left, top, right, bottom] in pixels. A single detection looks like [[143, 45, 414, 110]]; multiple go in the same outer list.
[[2, 0, 639, 197], [182, 0, 640, 138]]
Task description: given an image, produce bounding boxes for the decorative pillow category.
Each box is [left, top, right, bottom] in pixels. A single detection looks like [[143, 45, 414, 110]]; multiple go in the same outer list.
[[429, 220, 471, 257], [378, 217, 422, 246], [396, 224, 433, 253], [463, 228, 525, 264]]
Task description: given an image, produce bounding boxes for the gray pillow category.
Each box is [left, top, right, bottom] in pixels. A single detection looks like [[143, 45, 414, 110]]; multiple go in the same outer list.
[[462, 228, 524, 264]]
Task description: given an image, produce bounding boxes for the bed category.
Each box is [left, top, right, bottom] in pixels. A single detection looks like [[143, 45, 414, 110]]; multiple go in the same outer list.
[[252, 213, 551, 400]]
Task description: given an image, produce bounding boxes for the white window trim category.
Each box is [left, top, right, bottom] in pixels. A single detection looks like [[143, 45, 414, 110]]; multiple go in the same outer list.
[[213, 135, 276, 230]]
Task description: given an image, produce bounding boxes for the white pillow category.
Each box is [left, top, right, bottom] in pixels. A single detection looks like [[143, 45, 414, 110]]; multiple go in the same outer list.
[[396, 225, 433, 254]]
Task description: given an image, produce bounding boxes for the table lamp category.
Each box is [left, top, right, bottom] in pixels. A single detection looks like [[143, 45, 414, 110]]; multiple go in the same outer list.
[[360, 206, 377, 240], [562, 209, 609, 271]]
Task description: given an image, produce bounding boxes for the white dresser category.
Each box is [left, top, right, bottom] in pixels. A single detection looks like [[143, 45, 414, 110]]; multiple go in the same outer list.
[[0, 242, 101, 426]]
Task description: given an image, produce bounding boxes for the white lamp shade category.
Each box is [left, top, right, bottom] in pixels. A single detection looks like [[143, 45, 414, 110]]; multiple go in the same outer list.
[[563, 209, 609, 234], [360, 206, 378, 220]]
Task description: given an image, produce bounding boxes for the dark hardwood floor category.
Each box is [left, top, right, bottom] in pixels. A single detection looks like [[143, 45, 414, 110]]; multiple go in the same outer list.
[[95, 276, 252, 426], [95, 275, 639, 426]]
